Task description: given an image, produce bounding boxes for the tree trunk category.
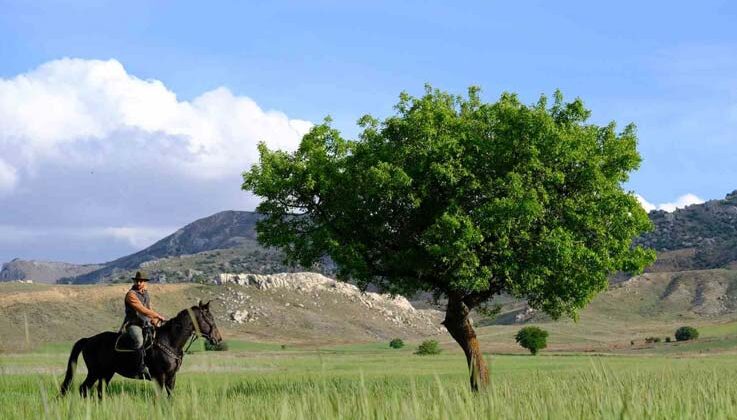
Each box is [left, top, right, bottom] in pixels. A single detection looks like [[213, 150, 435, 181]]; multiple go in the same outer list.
[[443, 293, 489, 392]]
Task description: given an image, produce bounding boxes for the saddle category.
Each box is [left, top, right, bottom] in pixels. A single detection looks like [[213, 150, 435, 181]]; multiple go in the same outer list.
[[114, 324, 155, 352]]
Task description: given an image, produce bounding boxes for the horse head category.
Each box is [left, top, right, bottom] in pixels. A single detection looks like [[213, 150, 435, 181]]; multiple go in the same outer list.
[[190, 300, 223, 345]]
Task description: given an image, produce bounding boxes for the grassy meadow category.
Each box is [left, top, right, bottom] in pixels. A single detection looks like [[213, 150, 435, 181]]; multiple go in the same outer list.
[[3, 341, 737, 419]]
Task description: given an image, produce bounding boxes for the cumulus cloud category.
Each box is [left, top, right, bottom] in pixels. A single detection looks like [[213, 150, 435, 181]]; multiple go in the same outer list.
[[636, 193, 704, 213], [0, 58, 314, 263], [0, 58, 312, 191]]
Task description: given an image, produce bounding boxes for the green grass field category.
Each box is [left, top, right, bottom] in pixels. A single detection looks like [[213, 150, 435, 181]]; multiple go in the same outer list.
[[3, 341, 737, 419]]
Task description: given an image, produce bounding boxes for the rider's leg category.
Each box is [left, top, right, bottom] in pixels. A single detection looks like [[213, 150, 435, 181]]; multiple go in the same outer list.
[[126, 325, 149, 379]]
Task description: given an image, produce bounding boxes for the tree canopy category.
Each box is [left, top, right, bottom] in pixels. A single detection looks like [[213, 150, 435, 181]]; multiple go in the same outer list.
[[243, 86, 655, 389], [243, 86, 654, 318]]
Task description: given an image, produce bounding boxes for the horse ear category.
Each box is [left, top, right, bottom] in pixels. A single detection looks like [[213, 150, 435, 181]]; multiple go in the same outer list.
[[203, 300, 211, 309], [198, 299, 203, 307]]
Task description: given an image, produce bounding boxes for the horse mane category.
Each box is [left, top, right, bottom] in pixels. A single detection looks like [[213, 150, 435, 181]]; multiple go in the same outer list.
[[157, 306, 201, 335]]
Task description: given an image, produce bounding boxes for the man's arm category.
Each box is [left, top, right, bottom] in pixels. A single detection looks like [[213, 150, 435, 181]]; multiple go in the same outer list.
[[125, 291, 164, 323]]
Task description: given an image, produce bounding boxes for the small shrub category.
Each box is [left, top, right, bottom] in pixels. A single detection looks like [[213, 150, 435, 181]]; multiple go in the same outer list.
[[630, 340, 635, 346], [675, 326, 699, 341], [415, 340, 442, 355], [389, 338, 405, 349], [515, 326, 548, 355], [281, 344, 287, 350], [665, 337, 671, 343], [204, 341, 229, 351], [645, 336, 661, 344]]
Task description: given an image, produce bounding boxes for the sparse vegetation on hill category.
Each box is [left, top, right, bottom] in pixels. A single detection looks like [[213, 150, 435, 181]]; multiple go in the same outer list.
[[0, 277, 443, 353], [0, 259, 102, 284], [637, 190, 737, 270], [63, 211, 269, 284]]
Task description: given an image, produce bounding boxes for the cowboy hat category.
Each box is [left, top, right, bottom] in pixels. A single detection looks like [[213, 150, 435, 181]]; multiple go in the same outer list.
[[131, 271, 150, 282]]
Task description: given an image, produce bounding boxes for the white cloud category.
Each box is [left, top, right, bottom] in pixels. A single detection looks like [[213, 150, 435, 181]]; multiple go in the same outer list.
[[0, 58, 313, 191], [0, 159, 18, 194], [636, 193, 704, 213], [102, 226, 177, 249], [0, 58, 315, 263], [635, 194, 656, 213]]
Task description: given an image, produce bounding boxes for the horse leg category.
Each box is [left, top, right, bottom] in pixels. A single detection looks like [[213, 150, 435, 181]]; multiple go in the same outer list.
[[95, 372, 114, 399], [96, 378, 104, 399], [79, 374, 96, 398], [153, 373, 166, 396], [164, 375, 176, 397]]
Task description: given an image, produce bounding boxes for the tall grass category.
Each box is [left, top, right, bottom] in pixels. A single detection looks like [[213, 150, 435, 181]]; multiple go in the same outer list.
[[2, 349, 737, 419]]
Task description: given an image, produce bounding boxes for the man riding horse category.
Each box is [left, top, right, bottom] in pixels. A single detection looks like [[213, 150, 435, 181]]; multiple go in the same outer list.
[[123, 271, 167, 379]]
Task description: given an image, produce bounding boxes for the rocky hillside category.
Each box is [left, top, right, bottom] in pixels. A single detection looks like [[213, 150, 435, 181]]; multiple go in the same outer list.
[[0, 273, 443, 353], [66, 211, 273, 283], [637, 190, 737, 271], [0, 259, 102, 284]]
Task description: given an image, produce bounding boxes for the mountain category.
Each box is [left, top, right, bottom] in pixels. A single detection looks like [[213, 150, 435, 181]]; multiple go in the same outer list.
[[0, 259, 102, 284], [6, 189, 737, 284], [65, 211, 267, 283], [637, 190, 737, 271]]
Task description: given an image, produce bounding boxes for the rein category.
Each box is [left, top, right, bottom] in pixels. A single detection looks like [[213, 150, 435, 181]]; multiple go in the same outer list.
[[183, 333, 199, 353], [154, 311, 211, 362]]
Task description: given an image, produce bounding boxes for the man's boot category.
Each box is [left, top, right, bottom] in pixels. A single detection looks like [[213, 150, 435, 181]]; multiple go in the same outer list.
[[136, 348, 151, 380]]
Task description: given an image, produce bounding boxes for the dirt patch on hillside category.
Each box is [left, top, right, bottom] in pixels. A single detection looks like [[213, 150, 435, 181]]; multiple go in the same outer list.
[[0, 283, 197, 306]]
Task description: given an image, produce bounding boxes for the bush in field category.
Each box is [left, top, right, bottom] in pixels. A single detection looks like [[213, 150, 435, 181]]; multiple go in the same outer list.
[[205, 341, 229, 351], [675, 326, 699, 341], [665, 337, 671, 343], [415, 340, 442, 355], [389, 338, 405, 349], [515, 326, 548, 355]]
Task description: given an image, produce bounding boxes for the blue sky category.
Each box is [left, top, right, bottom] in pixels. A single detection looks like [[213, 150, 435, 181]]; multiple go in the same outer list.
[[1, 0, 736, 264]]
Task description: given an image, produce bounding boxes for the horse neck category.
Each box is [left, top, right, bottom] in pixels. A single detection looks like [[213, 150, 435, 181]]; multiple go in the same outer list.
[[160, 310, 196, 350]]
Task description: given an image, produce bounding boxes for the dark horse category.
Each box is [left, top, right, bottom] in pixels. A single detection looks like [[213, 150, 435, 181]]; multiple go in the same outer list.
[[60, 300, 222, 398]]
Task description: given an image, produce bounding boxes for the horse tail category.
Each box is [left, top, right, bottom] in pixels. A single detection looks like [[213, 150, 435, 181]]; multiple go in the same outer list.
[[60, 338, 87, 396]]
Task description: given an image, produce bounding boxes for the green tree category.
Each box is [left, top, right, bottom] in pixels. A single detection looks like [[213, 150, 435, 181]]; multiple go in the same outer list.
[[389, 338, 405, 349], [415, 339, 442, 355], [675, 326, 699, 341], [242, 86, 654, 391], [515, 326, 549, 355]]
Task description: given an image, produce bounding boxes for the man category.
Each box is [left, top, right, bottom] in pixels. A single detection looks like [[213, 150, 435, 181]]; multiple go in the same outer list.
[[123, 271, 166, 379]]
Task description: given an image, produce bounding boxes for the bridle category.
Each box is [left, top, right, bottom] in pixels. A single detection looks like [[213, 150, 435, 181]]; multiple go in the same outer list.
[[188, 307, 217, 344], [154, 307, 218, 363]]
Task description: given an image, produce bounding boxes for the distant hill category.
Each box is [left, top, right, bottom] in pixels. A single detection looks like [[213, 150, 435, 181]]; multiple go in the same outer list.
[[0, 274, 443, 353], [488, 268, 737, 325], [5, 269, 737, 354], [0, 259, 102, 284], [65, 211, 271, 283], [637, 190, 737, 271], [5, 189, 737, 285]]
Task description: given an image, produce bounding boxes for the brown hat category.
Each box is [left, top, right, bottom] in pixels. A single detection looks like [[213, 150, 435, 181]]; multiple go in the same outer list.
[[131, 271, 150, 282]]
